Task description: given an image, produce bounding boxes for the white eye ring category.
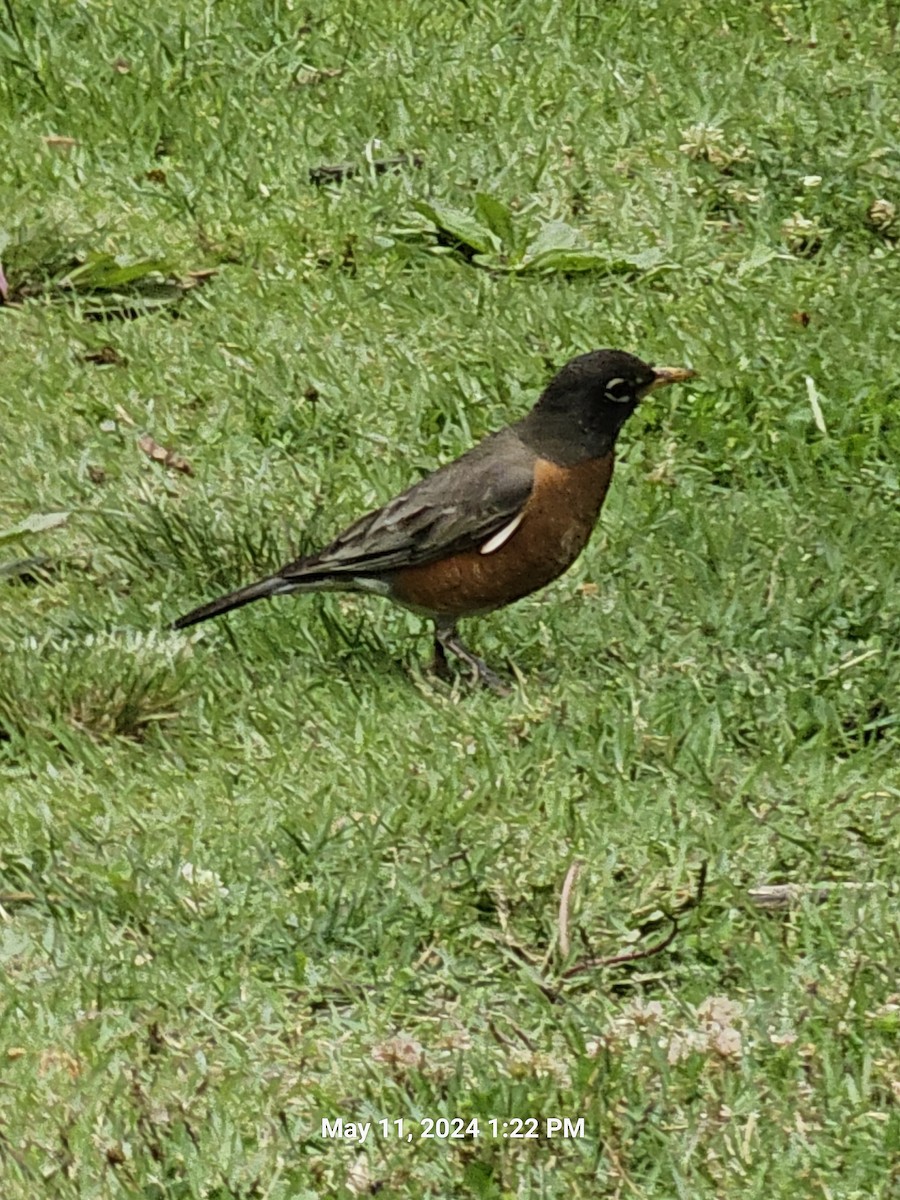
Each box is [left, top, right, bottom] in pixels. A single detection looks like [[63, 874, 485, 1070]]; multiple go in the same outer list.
[[605, 377, 631, 402]]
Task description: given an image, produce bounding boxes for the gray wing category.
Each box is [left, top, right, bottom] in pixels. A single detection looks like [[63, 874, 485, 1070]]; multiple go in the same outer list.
[[281, 427, 535, 580]]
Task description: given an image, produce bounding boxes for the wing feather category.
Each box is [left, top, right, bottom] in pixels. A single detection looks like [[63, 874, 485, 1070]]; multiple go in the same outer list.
[[280, 428, 534, 581]]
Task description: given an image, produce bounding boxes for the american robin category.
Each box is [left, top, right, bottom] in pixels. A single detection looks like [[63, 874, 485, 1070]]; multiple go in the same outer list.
[[173, 349, 695, 689]]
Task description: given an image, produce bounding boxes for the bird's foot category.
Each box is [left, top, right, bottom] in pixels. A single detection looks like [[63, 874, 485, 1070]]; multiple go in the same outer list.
[[433, 624, 511, 696]]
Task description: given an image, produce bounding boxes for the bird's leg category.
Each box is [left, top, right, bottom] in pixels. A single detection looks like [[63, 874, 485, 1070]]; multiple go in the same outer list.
[[430, 630, 451, 680], [433, 621, 510, 694]]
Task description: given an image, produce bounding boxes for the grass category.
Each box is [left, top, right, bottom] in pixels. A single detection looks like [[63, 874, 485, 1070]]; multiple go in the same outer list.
[[1, 0, 899, 1196]]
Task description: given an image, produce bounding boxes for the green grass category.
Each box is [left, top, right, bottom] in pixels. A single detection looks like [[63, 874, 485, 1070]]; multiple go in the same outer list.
[[1, 1, 899, 1196]]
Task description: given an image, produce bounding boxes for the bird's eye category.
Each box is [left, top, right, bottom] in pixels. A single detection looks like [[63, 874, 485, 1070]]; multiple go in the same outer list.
[[604, 377, 632, 403]]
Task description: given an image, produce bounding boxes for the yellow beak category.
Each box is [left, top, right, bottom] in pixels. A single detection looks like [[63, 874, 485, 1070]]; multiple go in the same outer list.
[[648, 365, 697, 391]]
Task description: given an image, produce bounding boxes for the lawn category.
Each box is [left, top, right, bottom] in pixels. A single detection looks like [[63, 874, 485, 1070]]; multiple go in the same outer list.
[[1, 1, 898, 1196]]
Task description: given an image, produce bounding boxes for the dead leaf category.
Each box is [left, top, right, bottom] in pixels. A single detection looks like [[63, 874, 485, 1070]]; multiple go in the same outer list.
[[43, 135, 78, 152], [182, 268, 217, 288], [791, 310, 811, 326], [39, 1049, 82, 1078], [82, 345, 127, 366], [138, 434, 193, 475], [371, 1035, 424, 1071]]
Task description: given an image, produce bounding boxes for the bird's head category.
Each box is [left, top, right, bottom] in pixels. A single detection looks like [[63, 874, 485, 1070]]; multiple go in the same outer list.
[[542, 348, 695, 420], [520, 349, 696, 462]]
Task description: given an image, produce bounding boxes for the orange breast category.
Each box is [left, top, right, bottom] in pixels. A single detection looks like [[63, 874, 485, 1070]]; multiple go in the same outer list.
[[389, 454, 615, 618]]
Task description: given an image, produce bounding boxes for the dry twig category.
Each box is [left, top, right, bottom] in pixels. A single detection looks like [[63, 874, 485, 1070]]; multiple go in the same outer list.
[[557, 859, 581, 958], [747, 881, 884, 910]]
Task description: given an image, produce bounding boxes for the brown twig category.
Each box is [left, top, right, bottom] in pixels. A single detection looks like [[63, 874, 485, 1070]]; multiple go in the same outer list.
[[558, 860, 707, 980], [561, 917, 680, 978]]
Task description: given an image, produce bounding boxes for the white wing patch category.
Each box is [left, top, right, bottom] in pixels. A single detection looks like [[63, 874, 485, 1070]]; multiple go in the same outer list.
[[479, 512, 525, 555]]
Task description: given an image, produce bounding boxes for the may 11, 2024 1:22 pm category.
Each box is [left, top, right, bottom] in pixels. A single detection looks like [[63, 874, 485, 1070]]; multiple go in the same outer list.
[[320, 1116, 587, 1144]]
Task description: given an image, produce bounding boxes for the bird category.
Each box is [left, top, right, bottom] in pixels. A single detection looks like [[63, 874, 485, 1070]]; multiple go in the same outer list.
[[173, 349, 696, 690]]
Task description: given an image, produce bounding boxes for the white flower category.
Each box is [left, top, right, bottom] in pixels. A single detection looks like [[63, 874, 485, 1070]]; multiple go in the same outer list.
[[867, 198, 897, 234], [179, 862, 229, 913]]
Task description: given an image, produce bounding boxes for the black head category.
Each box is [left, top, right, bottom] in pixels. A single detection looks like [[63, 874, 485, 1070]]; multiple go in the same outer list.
[[517, 349, 696, 464]]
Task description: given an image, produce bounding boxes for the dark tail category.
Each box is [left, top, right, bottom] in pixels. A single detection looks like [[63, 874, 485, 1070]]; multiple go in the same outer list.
[[172, 575, 283, 630]]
